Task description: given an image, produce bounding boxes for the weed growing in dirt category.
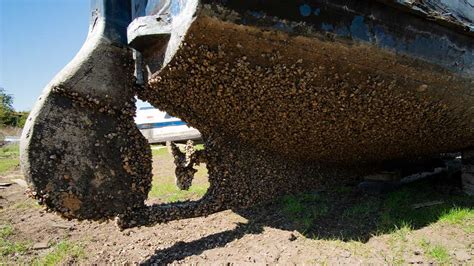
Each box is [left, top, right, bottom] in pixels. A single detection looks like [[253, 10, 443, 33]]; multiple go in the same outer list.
[[391, 222, 413, 241], [382, 222, 413, 265], [0, 225, 29, 256], [439, 207, 474, 233], [0, 144, 19, 173], [33, 241, 85, 265], [420, 239, 450, 263]]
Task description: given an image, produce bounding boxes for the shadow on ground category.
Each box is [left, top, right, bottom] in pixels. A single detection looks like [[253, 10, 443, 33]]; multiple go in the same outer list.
[[142, 172, 473, 264]]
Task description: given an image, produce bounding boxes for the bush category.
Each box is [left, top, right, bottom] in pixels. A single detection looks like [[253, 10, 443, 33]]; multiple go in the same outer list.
[[0, 88, 14, 126], [0, 88, 29, 128]]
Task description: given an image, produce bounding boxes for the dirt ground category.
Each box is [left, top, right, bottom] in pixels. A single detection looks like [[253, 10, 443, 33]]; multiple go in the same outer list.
[[1, 145, 473, 264]]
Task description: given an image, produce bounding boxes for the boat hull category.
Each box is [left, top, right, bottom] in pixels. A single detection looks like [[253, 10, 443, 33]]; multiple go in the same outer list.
[[19, 0, 474, 227], [139, 1, 474, 165]]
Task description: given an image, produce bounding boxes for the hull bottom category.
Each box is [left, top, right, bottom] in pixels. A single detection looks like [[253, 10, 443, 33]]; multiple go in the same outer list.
[[142, 15, 474, 165]]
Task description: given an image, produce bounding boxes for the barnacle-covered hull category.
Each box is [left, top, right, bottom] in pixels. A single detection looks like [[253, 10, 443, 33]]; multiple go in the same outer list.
[[21, 0, 473, 228], [138, 0, 474, 165]]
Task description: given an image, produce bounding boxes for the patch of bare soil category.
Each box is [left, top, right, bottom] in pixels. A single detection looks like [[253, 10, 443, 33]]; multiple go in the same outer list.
[[1, 161, 473, 264]]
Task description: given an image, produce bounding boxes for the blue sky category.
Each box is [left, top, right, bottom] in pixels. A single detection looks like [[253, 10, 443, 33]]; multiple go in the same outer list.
[[0, 0, 90, 111]]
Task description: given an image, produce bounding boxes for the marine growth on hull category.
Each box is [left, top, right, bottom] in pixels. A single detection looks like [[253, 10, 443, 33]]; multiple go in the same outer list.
[[20, 0, 474, 228]]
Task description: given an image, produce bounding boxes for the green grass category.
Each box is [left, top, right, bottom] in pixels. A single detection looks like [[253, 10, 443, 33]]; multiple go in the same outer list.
[[378, 181, 474, 233], [33, 241, 85, 266], [151, 146, 169, 157], [148, 179, 209, 202], [343, 201, 378, 219], [274, 177, 474, 244], [382, 222, 413, 265], [281, 195, 305, 215], [12, 200, 41, 210], [420, 239, 450, 264], [0, 225, 29, 256], [0, 200, 40, 215], [391, 222, 413, 242], [0, 225, 14, 238], [280, 192, 328, 232], [0, 144, 20, 157], [0, 239, 28, 257], [149, 143, 208, 202], [1, 226, 84, 264], [332, 185, 353, 194], [194, 144, 205, 150], [0, 143, 19, 173], [439, 207, 474, 233]]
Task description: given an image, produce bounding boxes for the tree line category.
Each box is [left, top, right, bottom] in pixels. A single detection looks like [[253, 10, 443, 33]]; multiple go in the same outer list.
[[0, 87, 29, 128]]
